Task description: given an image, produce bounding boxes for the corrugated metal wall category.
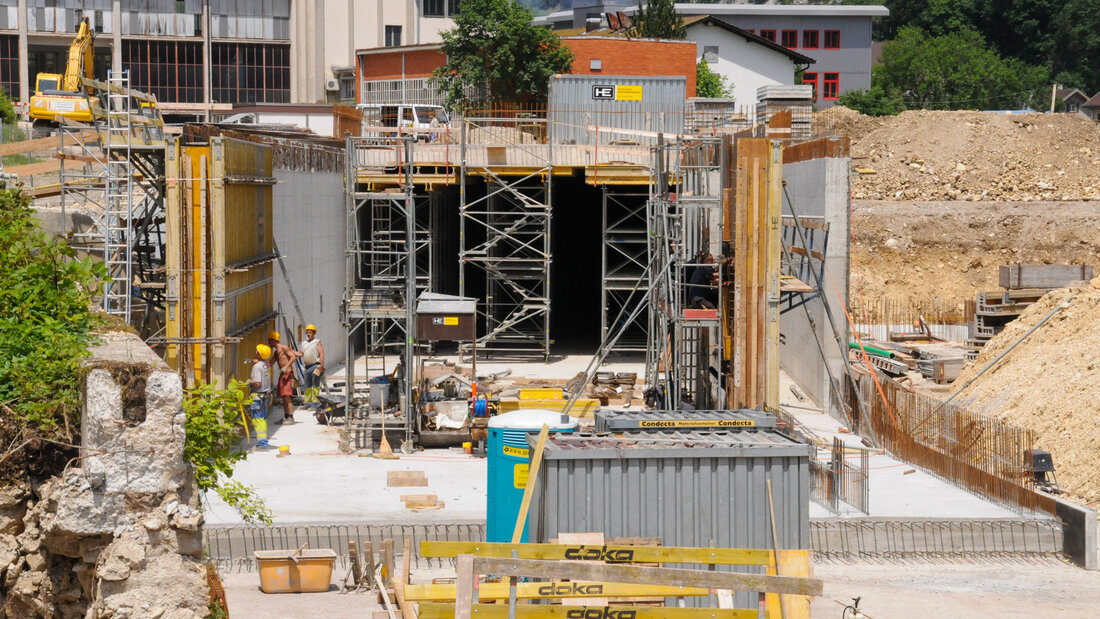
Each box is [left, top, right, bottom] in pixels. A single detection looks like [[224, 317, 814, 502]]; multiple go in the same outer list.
[[530, 437, 810, 609], [165, 136, 276, 387], [548, 75, 685, 146]]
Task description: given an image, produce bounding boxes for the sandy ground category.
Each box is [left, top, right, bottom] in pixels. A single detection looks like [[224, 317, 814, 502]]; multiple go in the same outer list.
[[219, 560, 1100, 618]]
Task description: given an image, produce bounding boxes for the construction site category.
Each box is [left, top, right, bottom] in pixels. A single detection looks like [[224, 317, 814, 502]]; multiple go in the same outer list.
[[3, 16, 1100, 619]]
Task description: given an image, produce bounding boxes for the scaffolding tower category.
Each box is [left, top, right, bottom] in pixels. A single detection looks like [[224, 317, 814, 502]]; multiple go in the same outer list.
[[344, 135, 424, 451], [644, 137, 724, 409], [600, 188, 650, 353], [459, 116, 552, 360], [59, 73, 168, 335]]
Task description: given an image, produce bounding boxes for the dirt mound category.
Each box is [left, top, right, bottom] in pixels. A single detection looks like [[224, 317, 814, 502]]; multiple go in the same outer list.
[[850, 200, 1100, 310], [821, 107, 1100, 202], [954, 281, 1100, 505]]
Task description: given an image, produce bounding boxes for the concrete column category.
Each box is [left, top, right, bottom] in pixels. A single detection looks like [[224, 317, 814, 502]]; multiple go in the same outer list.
[[376, 1, 384, 48], [17, 0, 28, 109], [407, 0, 418, 45], [202, 0, 211, 117], [111, 0, 121, 74]]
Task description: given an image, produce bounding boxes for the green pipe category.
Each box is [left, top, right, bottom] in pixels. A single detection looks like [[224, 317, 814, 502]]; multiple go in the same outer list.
[[848, 342, 895, 358]]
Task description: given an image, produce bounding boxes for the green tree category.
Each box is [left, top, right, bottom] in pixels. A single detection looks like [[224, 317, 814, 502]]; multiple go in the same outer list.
[[837, 86, 906, 116], [1051, 0, 1100, 95], [0, 187, 105, 477], [874, 27, 1049, 111], [629, 0, 685, 39], [434, 0, 574, 110], [696, 60, 732, 98], [0, 89, 15, 125]]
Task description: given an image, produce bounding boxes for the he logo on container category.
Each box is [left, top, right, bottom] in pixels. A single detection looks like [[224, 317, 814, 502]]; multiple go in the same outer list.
[[562, 546, 635, 562], [592, 85, 615, 99]]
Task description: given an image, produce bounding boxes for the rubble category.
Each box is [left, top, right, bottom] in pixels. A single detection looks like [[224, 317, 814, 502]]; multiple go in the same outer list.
[[0, 333, 208, 618], [820, 107, 1100, 202]]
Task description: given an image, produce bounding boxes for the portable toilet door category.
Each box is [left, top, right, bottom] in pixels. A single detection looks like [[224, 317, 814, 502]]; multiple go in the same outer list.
[[486, 410, 577, 543]]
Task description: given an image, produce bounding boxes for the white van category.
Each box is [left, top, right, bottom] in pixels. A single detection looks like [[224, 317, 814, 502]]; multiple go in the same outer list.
[[358, 104, 450, 140]]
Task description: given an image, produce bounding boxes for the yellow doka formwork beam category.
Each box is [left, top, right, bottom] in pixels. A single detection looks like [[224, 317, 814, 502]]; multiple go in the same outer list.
[[420, 541, 772, 565], [404, 581, 710, 601], [419, 605, 758, 619]]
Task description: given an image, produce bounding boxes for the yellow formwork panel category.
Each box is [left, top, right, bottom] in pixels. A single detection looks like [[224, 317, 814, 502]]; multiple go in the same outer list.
[[164, 136, 275, 388]]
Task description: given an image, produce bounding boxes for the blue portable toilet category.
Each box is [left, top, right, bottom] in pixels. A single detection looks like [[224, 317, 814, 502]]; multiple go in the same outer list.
[[486, 410, 577, 543]]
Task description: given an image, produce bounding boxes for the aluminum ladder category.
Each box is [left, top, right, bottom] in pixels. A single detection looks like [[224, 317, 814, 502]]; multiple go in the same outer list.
[[102, 69, 134, 320]]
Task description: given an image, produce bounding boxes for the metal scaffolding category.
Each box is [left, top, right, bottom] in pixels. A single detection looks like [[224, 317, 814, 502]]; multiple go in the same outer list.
[[600, 188, 649, 354], [59, 72, 167, 336], [459, 116, 552, 360], [344, 134, 422, 452], [644, 137, 724, 409]]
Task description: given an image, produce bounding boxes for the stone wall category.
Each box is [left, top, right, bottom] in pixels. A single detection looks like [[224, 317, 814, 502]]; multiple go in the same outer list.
[[0, 332, 208, 618]]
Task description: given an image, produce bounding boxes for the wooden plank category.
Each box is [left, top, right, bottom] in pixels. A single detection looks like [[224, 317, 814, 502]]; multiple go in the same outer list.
[[558, 532, 608, 606], [364, 541, 376, 589], [785, 245, 825, 262], [4, 158, 62, 177], [780, 216, 829, 232], [400, 494, 438, 502], [382, 539, 396, 585], [0, 131, 93, 157], [393, 538, 416, 619], [387, 470, 428, 487], [454, 554, 475, 619], [404, 581, 710, 601], [511, 423, 549, 543], [765, 139, 782, 411], [419, 604, 757, 619], [404, 500, 445, 510], [465, 556, 823, 597], [348, 541, 363, 587], [420, 541, 774, 566], [770, 550, 812, 619]]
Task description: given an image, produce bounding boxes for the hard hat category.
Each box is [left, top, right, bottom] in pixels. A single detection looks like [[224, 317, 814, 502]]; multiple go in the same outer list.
[[305, 324, 317, 332], [268, 331, 280, 342], [256, 344, 272, 360]]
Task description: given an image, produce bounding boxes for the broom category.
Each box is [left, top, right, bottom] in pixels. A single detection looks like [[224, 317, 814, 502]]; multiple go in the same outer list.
[[373, 406, 399, 460]]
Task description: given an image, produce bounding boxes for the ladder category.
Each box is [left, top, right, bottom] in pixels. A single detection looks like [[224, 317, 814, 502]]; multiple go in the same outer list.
[[102, 69, 134, 320]]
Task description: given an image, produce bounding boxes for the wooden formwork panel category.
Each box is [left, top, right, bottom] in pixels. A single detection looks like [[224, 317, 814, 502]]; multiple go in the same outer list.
[[164, 136, 275, 387]]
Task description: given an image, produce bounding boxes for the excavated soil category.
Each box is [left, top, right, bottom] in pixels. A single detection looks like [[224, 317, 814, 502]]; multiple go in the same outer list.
[[851, 200, 1100, 311], [820, 106, 1100, 201], [954, 280, 1100, 506]]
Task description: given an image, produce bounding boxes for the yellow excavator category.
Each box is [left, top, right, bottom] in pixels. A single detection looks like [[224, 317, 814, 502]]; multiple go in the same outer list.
[[29, 17, 97, 123]]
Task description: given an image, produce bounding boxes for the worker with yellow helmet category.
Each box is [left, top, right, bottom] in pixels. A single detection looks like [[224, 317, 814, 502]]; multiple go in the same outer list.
[[268, 330, 303, 424], [301, 324, 326, 405], [248, 344, 274, 450]]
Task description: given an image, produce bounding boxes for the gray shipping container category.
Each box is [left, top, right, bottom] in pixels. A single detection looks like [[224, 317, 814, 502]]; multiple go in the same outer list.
[[548, 75, 685, 146], [528, 429, 812, 609]]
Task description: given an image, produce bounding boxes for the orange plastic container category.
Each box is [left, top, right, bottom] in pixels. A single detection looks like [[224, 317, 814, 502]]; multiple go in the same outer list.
[[255, 549, 337, 593]]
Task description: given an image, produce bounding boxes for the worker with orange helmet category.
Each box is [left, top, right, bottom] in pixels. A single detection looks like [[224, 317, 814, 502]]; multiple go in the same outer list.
[[300, 323, 326, 405], [248, 344, 274, 450], [268, 330, 303, 424]]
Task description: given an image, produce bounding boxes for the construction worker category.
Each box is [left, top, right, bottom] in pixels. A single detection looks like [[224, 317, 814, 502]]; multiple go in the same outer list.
[[300, 324, 325, 405], [269, 330, 303, 424], [248, 344, 274, 450]]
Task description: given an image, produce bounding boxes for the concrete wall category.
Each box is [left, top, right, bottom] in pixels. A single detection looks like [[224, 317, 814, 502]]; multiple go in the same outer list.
[[687, 22, 797, 108], [272, 168, 346, 370], [779, 149, 850, 420], [1055, 497, 1098, 569]]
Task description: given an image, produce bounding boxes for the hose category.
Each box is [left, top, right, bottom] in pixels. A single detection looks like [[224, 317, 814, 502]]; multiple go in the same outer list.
[[847, 342, 895, 358]]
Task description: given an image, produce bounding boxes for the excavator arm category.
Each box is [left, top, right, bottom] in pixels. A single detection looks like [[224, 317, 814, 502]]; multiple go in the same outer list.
[[62, 17, 95, 93]]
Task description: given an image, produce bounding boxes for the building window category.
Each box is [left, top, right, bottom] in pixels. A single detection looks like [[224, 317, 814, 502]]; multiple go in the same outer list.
[[123, 40, 205, 104], [824, 30, 840, 49], [0, 35, 18, 101], [781, 30, 798, 48], [176, 0, 185, 13], [823, 72, 839, 100], [448, 0, 460, 15], [385, 26, 402, 47], [759, 29, 776, 43], [703, 45, 718, 64], [802, 30, 818, 50], [339, 76, 355, 101], [211, 42, 291, 104], [424, 0, 444, 17], [802, 71, 818, 100]]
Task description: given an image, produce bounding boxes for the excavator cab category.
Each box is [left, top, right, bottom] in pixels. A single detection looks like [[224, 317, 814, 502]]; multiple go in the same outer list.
[[28, 18, 97, 124]]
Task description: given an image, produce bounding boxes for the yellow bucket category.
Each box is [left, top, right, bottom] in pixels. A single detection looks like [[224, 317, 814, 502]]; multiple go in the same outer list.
[[255, 549, 337, 593]]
